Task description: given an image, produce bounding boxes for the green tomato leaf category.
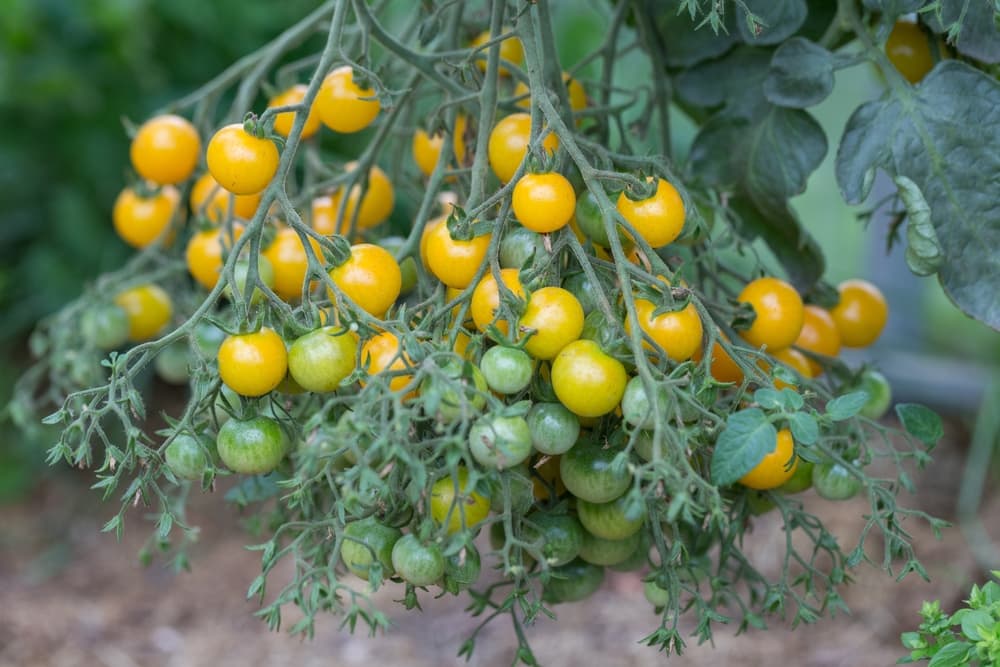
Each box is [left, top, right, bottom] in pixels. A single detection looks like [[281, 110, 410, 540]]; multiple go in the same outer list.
[[710, 408, 778, 487], [826, 391, 870, 421], [780, 387, 805, 410], [657, 8, 737, 68], [895, 175, 944, 277], [736, 0, 807, 46], [764, 38, 836, 108], [754, 387, 784, 410], [862, 0, 925, 13], [787, 412, 819, 445], [958, 609, 994, 640], [926, 641, 973, 667], [896, 403, 944, 445], [676, 47, 772, 112], [836, 62, 1000, 330], [926, 0, 1000, 64]]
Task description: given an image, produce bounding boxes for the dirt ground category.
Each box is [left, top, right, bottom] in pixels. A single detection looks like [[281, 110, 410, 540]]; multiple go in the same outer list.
[[1, 418, 994, 667]]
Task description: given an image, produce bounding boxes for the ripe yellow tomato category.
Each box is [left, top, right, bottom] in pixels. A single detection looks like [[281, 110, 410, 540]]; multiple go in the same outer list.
[[830, 279, 888, 348], [885, 20, 934, 84], [488, 113, 559, 184], [112, 185, 180, 249], [185, 224, 245, 290], [794, 305, 841, 376], [737, 277, 804, 351], [470, 268, 525, 336], [423, 217, 491, 289], [206, 123, 280, 195], [267, 83, 322, 139], [189, 172, 261, 223], [129, 114, 200, 186], [430, 467, 490, 534], [739, 429, 797, 490], [518, 286, 585, 360], [470, 29, 524, 75], [113, 284, 173, 342], [263, 227, 323, 302], [768, 347, 813, 391], [628, 296, 703, 363], [513, 72, 587, 114], [551, 339, 627, 417], [217, 327, 288, 397], [328, 243, 402, 317], [512, 172, 576, 234], [412, 115, 468, 177], [616, 177, 685, 248], [693, 336, 745, 384], [315, 66, 380, 133], [361, 331, 413, 393]]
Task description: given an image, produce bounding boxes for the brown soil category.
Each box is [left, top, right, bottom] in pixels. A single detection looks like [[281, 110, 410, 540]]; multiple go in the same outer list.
[[0, 420, 992, 667]]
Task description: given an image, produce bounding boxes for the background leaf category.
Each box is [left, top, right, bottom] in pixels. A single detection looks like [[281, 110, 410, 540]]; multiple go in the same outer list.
[[826, 391, 869, 421], [926, 0, 1000, 64], [764, 38, 836, 108], [896, 404, 945, 445]]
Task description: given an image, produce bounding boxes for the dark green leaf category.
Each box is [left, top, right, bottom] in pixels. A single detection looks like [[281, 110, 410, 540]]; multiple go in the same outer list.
[[728, 197, 826, 290], [676, 47, 772, 111], [927, 641, 973, 667], [764, 38, 835, 108], [656, 8, 737, 67], [836, 62, 1000, 329], [926, 0, 1000, 64], [827, 391, 870, 421], [862, 0, 925, 13], [787, 412, 819, 444], [896, 403, 944, 445], [896, 175, 944, 277], [736, 0, 808, 45], [710, 408, 778, 486]]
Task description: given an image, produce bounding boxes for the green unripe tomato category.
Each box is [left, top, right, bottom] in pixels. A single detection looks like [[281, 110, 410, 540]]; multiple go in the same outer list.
[[577, 493, 645, 541], [154, 340, 191, 385], [340, 516, 402, 581], [560, 440, 632, 503], [164, 433, 209, 480], [621, 376, 673, 430], [562, 272, 602, 317], [523, 513, 584, 567], [480, 346, 533, 395], [391, 534, 445, 586], [488, 465, 535, 514], [857, 369, 892, 420], [499, 224, 545, 269], [812, 461, 862, 500], [578, 530, 641, 567], [287, 326, 358, 393], [778, 459, 813, 494], [216, 415, 286, 475], [81, 303, 130, 350], [468, 414, 532, 470], [222, 255, 275, 305], [527, 402, 580, 455], [420, 358, 488, 422], [643, 579, 671, 607], [442, 543, 481, 594], [542, 558, 605, 604]]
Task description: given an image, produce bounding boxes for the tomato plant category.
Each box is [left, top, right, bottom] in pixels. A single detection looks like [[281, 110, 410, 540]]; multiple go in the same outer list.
[[19, 1, 980, 661]]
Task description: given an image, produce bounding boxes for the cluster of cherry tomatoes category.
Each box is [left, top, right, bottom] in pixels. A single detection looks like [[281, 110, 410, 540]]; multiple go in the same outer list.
[[72, 26, 898, 612]]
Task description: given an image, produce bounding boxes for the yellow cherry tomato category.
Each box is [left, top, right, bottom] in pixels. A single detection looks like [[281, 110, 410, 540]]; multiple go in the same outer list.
[[423, 216, 491, 289], [830, 279, 888, 348], [206, 123, 280, 196], [185, 224, 245, 290], [551, 339, 627, 418], [430, 466, 490, 534], [794, 305, 841, 376], [412, 114, 468, 176], [328, 243, 402, 317], [217, 327, 288, 397], [267, 83, 321, 139], [129, 114, 200, 186], [693, 335, 745, 384], [488, 113, 558, 184], [512, 172, 576, 234], [513, 72, 587, 113], [361, 331, 413, 393], [768, 347, 814, 391], [517, 286, 585, 360], [616, 177, 685, 249], [885, 20, 935, 84], [739, 429, 797, 490], [112, 185, 180, 249], [737, 277, 804, 351], [263, 227, 323, 302], [470, 29, 524, 75], [189, 172, 261, 223], [628, 297, 703, 363], [470, 268, 526, 337], [315, 66, 380, 133], [113, 284, 173, 342]]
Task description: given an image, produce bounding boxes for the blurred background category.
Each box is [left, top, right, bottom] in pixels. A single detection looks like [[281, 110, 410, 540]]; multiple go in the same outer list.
[[1, 1, 997, 665]]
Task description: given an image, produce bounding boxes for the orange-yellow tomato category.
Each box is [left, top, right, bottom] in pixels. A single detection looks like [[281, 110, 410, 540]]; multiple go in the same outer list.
[[830, 279, 888, 348], [412, 115, 468, 177], [217, 327, 288, 397], [423, 217, 491, 289], [470, 29, 524, 75], [129, 114, 200, 186], [488, 113, 559, 184], [694, 336, 745, 384], [361, 331, 413, 393], [328, 243, 402, 317], [113, 284, 173, 342], [112, 185, 180, 249], [263, 227, 324, 302], [517, 286, 585, 360], [513, 72, 587, 113], [628, 297, 704, 363], [185, 224, 245, 290], [470, 268, 526, 337], [739, 429, 797, 490], [737, 277, 804, 351], [189, 172, 261, 223], [267, 83, 321, 139], [616, 177, 685, 249], [768, 347, 813, 391], [206, 124, 280, 196], [315, 66, 380, 133], [885, 20, 934, 85], [794, 305, 841, 376], [512, 172, 576, 234]]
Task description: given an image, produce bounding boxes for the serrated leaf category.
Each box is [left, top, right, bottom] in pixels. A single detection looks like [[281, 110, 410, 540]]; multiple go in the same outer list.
[[764, 38, 836, 108], [827, 391, 869, 421], [710, 409, 778, 486], [927, 641, 972, 667], [836, 62, 1000, 329], [787, 412, 819, 444], [926, 0, 1000, 64], [736, 0, 808, 45], [754, 387, 784, 409], [896, 403, 944, 445]]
